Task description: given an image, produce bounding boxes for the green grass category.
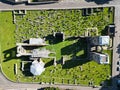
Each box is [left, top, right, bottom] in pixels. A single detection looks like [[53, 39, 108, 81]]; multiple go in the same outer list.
[[0, 11, 17, 81], [15, 7, 114, 43], [0, 7, 114, 86]]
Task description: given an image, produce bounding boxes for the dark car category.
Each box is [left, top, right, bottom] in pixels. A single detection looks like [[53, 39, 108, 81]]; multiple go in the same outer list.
[[108, 24, 115, 37], [117, 67, 120, 71], [117, 61, 120, 65]]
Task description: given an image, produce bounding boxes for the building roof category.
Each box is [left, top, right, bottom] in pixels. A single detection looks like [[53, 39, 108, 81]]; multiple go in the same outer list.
[[30, 60, 45, 76], [29, 38, 46, 45], [99, 36, 110, 45], [31, 48, 51, 58], [91, 52, 109, 64]]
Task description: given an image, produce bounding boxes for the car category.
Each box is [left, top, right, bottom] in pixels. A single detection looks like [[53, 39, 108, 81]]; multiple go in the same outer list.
[[108, 24, 115, 37], [117, 61, 120, 65], [117, 67, 120, 71], [117, 79, 120, 87]]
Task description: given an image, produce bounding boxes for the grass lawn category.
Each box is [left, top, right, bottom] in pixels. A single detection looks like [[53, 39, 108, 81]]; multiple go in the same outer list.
[[14, 7, 114, 43], [0, 11, 19, 81], [0, 7, 114, 86]]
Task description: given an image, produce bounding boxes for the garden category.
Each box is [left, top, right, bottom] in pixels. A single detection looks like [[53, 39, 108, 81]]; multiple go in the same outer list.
[[0, 7, 114, 86]]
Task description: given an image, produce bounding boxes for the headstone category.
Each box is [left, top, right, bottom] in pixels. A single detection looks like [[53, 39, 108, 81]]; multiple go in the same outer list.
[[62, 56, 65, 65], [54, 58, 57, 66], [80, 66, 83, 71]]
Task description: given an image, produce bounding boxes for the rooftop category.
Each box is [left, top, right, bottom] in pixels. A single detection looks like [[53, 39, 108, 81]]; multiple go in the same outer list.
[[89, 36, 110, 46], [30, 60, 45, 76], [91, 52, 109, 64], [99, 36, 110, 46]]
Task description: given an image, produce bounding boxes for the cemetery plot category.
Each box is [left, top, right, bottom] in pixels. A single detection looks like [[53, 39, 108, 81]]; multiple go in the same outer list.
[[0, 7, 114, 86]]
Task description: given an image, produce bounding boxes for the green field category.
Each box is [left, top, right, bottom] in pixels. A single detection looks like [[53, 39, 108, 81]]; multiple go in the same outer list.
[[0, 7, 114, 86]]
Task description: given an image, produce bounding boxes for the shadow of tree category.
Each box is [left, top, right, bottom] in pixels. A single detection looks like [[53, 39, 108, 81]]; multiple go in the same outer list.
[[3, 47, 19, 62], [85, 0, 112, 4]]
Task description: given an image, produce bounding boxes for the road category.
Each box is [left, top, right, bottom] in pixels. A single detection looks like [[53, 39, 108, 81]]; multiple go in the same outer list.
[[0, 0, 120, 90], [0, 70, 102, 90], [112, 6, 120, 90], [0, 0, 119, 10]]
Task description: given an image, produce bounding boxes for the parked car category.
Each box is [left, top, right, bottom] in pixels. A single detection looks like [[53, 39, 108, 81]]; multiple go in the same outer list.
[[108, 24, 115, 37], [117, 61, 120, 65], [117, 67, 120, 71]]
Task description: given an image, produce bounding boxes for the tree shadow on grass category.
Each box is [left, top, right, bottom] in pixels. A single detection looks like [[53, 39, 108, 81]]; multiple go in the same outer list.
[[85, 0, 112, 5], [3, 47, 19, 62]]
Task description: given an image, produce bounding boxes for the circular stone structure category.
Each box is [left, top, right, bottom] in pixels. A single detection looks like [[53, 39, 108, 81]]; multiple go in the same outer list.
[[30, 60, 45, 76]]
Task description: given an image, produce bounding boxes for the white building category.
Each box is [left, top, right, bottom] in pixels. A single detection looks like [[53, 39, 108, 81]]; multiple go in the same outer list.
[[30, 60, 45, 76], [89, 36, 110, 46], [90, 52, 109, 64]]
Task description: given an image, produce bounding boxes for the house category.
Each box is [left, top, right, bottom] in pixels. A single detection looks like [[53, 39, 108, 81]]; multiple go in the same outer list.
[[90, 52, 109, 64], [31, 48, 53, 58], [89, 36, 110, 46], [29, 38, 46, 45]]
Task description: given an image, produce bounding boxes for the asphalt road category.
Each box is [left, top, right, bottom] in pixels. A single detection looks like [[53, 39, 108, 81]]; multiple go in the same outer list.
[[0, 70, 101, 90], [112, 6, 120, 90], [112, 6, 120, 77], [0, 0, 120, 90], [0, 0, 119, 10]]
